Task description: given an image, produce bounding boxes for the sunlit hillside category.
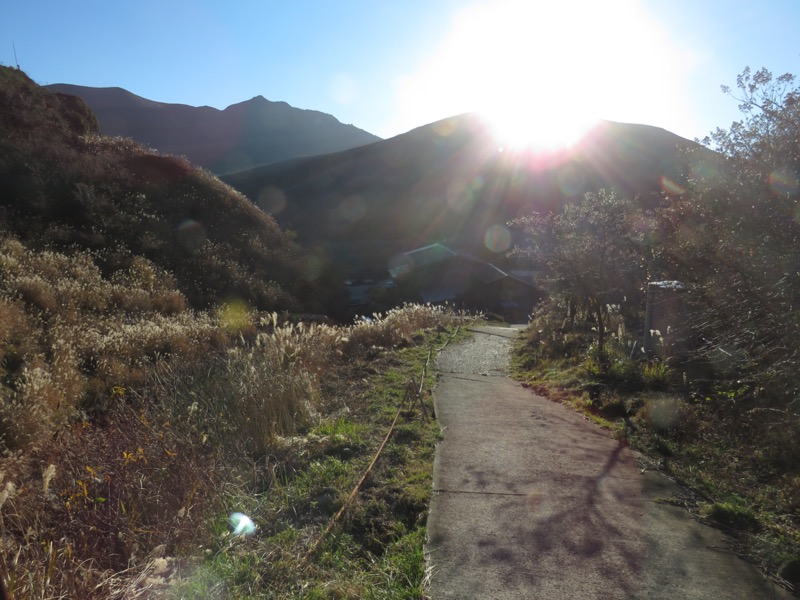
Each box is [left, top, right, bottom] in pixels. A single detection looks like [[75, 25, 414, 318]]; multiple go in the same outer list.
[[0, 66, 332, 445]]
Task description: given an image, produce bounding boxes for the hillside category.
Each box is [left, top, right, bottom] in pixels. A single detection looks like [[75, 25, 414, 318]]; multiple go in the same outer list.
[[0, 65, 336, 444], [0, 66, 471, 598], [222, 113, 715, 278], [45, 83, 382, 173], [1, 67, 319, 313]]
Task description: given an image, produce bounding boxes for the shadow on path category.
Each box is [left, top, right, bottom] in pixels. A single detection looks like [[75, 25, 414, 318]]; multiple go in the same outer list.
[[426, 327, 790, 600]]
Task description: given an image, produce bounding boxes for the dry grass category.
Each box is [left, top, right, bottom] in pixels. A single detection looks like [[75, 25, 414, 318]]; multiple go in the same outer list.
[[344, 303, 466, 353], [0, 300, 474, 598], [0, 233, 232, 450]]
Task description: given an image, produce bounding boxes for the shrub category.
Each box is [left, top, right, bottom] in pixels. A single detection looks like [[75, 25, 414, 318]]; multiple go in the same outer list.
[[0, 351, 83, 448], [606, 357, 643, 389], [642, 360, 673, 389], [152, 289, 187, 315], [0, 234, 233, 448]]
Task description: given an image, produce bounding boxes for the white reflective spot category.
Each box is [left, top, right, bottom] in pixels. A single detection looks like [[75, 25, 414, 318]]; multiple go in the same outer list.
[[229, 512, 257, 536]]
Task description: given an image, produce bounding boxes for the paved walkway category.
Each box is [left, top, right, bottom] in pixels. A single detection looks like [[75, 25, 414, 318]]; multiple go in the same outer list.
[[426, 325, 791, 599]]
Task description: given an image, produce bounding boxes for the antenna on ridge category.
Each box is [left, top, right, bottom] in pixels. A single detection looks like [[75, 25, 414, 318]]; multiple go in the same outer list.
[[12, 42, 20, 69]]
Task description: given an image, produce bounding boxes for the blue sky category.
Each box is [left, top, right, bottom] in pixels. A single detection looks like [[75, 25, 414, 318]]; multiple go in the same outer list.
[[2, 1, 799, 142]]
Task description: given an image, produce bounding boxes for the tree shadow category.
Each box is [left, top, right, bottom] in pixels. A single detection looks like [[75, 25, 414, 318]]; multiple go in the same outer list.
[[475, 440, 651, 597]]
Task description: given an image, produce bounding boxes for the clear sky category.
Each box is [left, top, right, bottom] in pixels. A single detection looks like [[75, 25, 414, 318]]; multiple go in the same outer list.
[[2, 0, 799, 144]]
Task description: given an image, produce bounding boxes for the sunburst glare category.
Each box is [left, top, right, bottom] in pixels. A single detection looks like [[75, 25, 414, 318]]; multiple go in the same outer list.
[[390, 0, 696, 146], [481, 103, 599, 152]]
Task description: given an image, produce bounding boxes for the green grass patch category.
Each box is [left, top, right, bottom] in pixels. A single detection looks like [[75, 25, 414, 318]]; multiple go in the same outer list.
[[164, 325, 462, 599], [705, 501, 760, 532]]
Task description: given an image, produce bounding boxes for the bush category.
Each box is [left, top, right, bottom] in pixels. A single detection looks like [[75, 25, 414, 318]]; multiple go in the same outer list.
[[642, 360, 672, 389], [0, 234, 232, 449], [606, 357, 643, 389]]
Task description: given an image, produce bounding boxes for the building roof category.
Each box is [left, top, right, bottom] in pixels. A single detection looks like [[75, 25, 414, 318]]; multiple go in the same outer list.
[[405, 243, 458, 267], [391, 242, 536, 290]]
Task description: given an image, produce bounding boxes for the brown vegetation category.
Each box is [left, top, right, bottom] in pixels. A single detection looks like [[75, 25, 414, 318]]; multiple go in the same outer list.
[[0, 66, 476, 596], [0, 66, 324, 315], [0, 304, 469, 598]]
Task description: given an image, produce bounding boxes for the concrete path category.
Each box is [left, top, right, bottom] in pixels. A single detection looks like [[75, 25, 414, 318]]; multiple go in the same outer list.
[[426, 325, 791, 600]]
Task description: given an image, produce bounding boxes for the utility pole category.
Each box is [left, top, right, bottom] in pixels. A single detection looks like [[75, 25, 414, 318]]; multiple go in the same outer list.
[[12, 42, 19, 69]]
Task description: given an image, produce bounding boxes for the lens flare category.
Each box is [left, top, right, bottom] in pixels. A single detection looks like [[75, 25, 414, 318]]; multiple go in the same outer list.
[[176, 219, 207, 252], [769, 169, 800, 197], [484, 225, 511, 253], [433, 117, 459, 137], [229, 512, 256, 536], [645, 396, 679, 430], [304, 253, 325, 281], [337, 195, 367, 223], [661, 176, 686, 196], [446, 176, 483, 214], [557, 164, 586, 197], [258, 186, 287, 215], [218, 299, 251, 331]]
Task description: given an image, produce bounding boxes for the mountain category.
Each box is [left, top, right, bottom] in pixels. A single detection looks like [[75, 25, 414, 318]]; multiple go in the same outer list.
[[1, 67, 324, 313], [221, 113, 716, 278], [44, 83, 382, 174]]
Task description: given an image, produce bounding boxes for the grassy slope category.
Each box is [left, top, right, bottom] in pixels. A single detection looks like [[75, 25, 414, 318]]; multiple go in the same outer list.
[[0, 305, 472, 599], [0, 66, 313, 313], [0, 66, 337, 446]]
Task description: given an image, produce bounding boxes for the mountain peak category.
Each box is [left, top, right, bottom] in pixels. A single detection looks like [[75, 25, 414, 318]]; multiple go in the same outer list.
[[243, 95, 292, 108], [44, 84, 381, 174]]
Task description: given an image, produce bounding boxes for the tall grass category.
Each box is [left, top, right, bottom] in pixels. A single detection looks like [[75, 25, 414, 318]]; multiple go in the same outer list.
[[150, 304, 468, 456], [0, 302, 472, 598], [0, 234, 230, 449]]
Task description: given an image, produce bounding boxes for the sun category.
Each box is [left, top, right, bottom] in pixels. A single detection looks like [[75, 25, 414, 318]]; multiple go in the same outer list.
[[389, 0, 696, 145], [478, 103, 599, 153]]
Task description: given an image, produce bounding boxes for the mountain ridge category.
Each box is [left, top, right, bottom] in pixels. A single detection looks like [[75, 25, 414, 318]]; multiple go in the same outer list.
[[222, 112, 717, 278], [45, 83, 382, 173], [1, 66, 325, 313]]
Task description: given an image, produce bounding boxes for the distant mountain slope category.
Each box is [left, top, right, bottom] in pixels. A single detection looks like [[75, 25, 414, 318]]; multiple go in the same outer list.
[[222, 113, 717, 277], [45, 83, 382, 174]]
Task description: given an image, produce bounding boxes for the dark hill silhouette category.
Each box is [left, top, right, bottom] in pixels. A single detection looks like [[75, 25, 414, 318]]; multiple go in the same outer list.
[[222, 113, 717, 278], [45, 83, 381, 174]]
